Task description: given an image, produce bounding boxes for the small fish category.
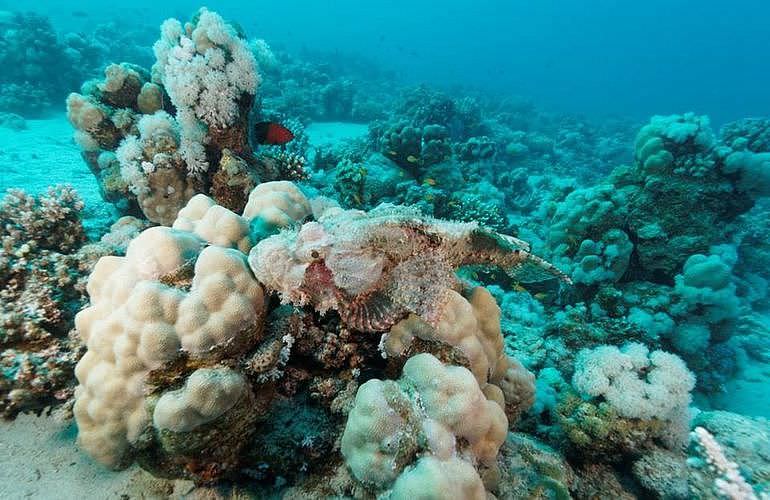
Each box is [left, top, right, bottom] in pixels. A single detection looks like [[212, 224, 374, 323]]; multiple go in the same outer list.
[[513, 284, 527, 293], [253, 121, 294, 145], [423, 178, 437, 186], [407, 155, 419, 164], [534, 292, 549, 301]]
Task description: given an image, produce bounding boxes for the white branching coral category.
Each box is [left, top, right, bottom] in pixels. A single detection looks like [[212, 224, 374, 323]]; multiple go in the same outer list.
[[152, 8, 259, 174], [116, 135, 148, 195]]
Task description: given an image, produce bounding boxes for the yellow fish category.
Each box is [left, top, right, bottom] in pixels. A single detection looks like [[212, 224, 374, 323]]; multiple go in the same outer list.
[[407, 155, 419, 163], [423, 178, 437, 186]]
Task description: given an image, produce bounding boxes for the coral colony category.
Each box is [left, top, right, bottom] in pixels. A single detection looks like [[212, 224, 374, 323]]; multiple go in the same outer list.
[[1, 6, 769, 500]]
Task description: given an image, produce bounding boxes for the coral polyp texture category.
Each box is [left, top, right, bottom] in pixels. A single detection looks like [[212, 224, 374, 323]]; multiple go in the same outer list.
[[70, 181, 546, 495], [0, 187, 144, 418], [66, 8, 298, 225], [341, 353, 506, 496], [73, 201, 269, 472]]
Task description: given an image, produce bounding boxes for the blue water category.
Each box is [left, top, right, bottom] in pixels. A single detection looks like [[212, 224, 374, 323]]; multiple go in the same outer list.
[[13, 0, 770, 124]]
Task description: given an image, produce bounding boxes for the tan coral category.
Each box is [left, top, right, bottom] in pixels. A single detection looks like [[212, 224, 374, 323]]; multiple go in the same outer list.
[[137, 82, 164, 114], [173, 194, 252, 253], [383, 286, 535, 423], [341, 353, 507, 496], [153, 367, 247, 432], [137, 165, 196, 225], [242, 180, 311, 227], [73, 221, 266, 469]]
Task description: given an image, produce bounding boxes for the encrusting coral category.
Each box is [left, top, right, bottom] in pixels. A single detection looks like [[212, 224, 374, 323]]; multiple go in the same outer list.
[[70, 180, 561, 494]]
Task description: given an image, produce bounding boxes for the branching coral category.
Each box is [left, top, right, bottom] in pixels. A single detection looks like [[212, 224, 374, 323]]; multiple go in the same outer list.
[[687, 411, 769, 498], [689, 426, 758, 499]]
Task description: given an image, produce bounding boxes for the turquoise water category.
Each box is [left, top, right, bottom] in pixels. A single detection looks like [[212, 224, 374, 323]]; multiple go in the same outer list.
[[0, 3, 768, 499]]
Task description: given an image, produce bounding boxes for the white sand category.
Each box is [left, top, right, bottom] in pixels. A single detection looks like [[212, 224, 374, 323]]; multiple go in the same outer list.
[[0, 115, 116, 236], [0, 412, 172, 499], [305, 121, 368, 148]]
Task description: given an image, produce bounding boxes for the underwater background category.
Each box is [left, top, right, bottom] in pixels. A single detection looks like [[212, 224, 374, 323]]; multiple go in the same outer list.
[[0, 1, 768, 499]]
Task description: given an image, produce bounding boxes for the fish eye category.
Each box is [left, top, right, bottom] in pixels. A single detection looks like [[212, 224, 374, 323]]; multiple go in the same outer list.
[[311, 250, 319, 259]]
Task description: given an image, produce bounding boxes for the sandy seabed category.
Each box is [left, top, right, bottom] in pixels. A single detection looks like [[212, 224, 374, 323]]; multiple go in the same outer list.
[[0, 412, 168, 499], [0, 115, 116, 237]]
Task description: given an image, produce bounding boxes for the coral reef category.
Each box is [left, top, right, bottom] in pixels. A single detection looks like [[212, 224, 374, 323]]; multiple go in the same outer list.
[[0, 12, 100, 116], [0, 187, 145, 418], [66, 9, 299, 225], [3, 6, 770, 498], [71, 181, 555, 495]]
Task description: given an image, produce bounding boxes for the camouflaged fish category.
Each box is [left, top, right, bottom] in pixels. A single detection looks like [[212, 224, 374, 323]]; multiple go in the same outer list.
[[249, 203, 570, 332]]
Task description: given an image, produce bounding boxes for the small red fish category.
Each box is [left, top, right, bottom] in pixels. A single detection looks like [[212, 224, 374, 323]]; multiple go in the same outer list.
[[253, 121, 295, 145]]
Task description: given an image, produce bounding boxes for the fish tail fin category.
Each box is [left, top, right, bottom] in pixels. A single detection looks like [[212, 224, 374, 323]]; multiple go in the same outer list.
[[506, 252, 573, 285]]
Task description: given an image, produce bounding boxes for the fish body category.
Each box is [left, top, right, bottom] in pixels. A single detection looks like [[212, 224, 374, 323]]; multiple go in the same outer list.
[[253, 121, 295, 145]]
